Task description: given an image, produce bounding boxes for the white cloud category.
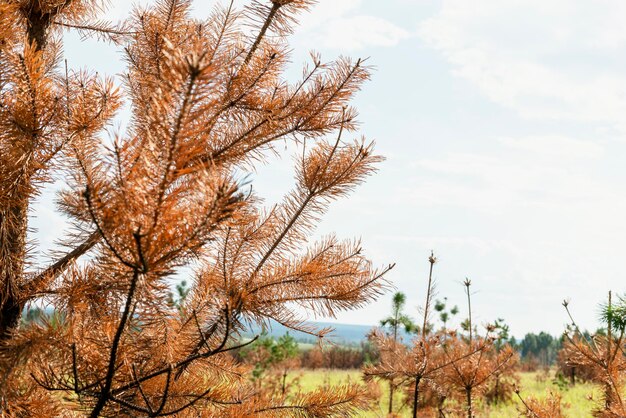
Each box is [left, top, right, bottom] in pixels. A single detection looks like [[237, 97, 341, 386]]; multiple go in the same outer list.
[[377, 234, 512, 256], [499, 135, 605, 160], [312, 15, 411, 51], [419, 0, 626, 132], [404, 132, 622, 225], [294, 2, 410, 51], [296, 0, 363, 30]]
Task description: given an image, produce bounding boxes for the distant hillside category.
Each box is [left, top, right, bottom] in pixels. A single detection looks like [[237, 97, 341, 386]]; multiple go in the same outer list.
[[242, 320, 413, 346], [23, 307, 408, 346]]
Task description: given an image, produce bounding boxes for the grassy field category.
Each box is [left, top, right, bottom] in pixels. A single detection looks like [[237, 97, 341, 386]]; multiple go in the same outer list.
[[292, 369, 601, 417]]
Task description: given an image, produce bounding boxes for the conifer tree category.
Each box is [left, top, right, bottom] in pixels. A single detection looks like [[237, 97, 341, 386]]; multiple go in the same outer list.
[[561, 293, 626, 417], [378, 291, 416, 414], [0, 0, 392, 415]]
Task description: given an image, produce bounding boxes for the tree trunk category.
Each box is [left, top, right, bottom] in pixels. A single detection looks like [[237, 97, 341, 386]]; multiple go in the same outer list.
[[494, 375, 500, 403], [0, 6, 52, 343], [466, 387, 473, 418], [412, 376, 421, 418], [605, 291, 613, 412], [281, 370, 287, 396], [438, 396, 446, 417], [0, 195, 30, 341], [389, 317, 398, 415]]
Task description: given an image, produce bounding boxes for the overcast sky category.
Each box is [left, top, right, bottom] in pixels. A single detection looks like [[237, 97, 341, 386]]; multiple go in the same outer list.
[[31, 0, 626, 338]]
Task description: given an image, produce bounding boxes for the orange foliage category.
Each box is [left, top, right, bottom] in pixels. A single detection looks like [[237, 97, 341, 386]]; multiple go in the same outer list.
[[560, 335, 626, 417], [364, 257, 519, 418], [0, 0, 392, 416], [561, 295, 626, 417], [517, 390, 567, 418]]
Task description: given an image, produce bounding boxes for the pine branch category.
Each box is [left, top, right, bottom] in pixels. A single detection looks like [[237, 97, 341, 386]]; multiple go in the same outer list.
[[22, 231, 99, 299]]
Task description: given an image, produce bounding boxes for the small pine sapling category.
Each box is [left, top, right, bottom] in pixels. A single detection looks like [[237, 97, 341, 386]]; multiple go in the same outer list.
[[436, 279, 518, 418], [516, 389, 568, 418], [561, 292, 626, 417], [378, 291, 417, 414]]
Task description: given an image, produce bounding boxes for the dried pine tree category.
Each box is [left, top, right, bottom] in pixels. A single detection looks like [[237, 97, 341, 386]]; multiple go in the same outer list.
[[364, 253, 440, 418], [365, 329, 451, 418], [240, 333, 301, 397], [433, 279, 518, 418], [0, 0, 393, 416], [516, 389, 567, 418], [561, 293, 626, 417], [364, 254, 501, 418], [377, 291, 417, 415], [483, 320, 519, 405]]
